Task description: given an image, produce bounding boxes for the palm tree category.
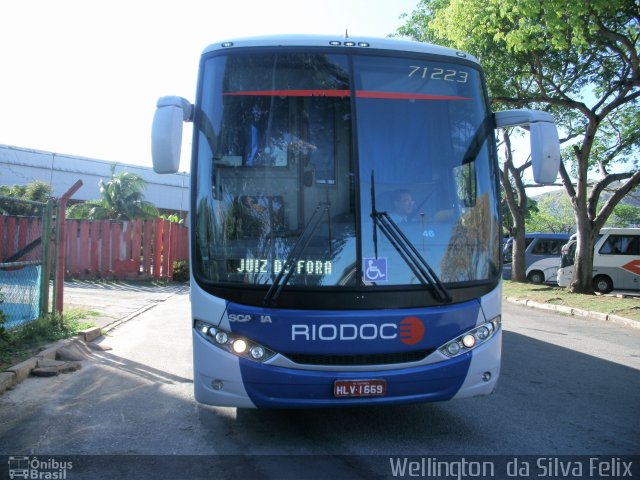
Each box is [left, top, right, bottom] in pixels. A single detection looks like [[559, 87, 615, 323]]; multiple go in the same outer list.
[[67, 165, 159, 220], [0, 181, 52, 216]]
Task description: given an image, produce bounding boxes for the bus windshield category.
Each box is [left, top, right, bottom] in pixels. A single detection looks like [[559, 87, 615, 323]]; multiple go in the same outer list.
[[193, 51, 500, 293]]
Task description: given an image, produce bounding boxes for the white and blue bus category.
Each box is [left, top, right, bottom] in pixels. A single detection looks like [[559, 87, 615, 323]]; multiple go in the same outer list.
[[151, 35, 560, 408]]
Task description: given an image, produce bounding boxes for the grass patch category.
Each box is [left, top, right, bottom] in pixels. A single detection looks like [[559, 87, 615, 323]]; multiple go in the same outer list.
[[503, 281, 640, 321], [0, 308, 97, 371]]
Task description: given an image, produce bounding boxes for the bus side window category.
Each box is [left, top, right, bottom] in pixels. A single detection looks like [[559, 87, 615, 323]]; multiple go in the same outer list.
[[626, 236, 640, 255], [531, 240, 547, 255], [600, 235, 627, 255], [548, 240, 562, 255], [532, 239, 558, 255]]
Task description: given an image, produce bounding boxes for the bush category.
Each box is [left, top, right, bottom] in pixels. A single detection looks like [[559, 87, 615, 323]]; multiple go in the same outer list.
[[0, 309, 96, 369], [172, 260, 189, 282], [0, 287, 8, 342], [0, 309, 8, 342]]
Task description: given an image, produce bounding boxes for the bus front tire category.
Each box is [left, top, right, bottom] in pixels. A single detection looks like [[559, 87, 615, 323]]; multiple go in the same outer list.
[[593, 275, 613, 294], [527, 270, 544, 284]]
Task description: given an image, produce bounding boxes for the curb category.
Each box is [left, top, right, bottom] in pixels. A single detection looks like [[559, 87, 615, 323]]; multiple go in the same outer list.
[[1, 337, 80, 394], [100, 302, 160, 335], [505, 297, 640, 330]]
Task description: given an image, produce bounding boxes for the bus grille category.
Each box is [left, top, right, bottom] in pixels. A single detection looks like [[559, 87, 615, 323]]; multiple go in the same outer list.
[[283, 349, 434, 366]]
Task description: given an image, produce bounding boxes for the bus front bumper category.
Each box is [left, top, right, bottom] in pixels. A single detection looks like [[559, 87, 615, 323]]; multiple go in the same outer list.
[[193, 329, 501, 408]]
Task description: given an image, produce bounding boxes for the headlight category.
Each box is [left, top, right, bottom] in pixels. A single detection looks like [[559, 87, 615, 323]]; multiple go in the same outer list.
[[194, 320, 276, 363], [438, 316, 501, 358]]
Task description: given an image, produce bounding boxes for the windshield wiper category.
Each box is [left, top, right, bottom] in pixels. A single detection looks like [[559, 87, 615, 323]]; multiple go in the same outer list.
[[370, 171, 452, 303], [264, 202, 330, 305]]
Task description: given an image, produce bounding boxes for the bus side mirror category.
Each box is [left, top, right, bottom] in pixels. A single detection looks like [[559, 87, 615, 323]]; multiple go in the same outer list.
[[494, 109, 561, 184], [151, 96, 193, 174]]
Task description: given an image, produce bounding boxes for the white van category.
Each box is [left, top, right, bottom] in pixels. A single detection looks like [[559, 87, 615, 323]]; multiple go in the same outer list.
[[557, 228, 640, 293], [503, 233, 570, 283]]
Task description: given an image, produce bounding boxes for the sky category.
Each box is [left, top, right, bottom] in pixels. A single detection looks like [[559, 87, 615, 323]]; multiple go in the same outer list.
[[0, 0, 418, 173]]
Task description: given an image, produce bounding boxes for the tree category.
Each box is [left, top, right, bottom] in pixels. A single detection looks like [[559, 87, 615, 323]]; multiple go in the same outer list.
[[67, 165, 158, 220], [0, 181, 52, 216], [501, 185, 539, 237], [500, 129, 535, 282], [398, 0, 640, 293]]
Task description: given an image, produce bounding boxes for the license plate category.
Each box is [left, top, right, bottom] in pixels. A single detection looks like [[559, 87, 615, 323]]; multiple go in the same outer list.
[[334, 379, 387, 398]]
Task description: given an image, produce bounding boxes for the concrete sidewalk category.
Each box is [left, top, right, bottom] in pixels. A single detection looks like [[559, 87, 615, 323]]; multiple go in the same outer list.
[[1, 281, 189, 395], [62, 280, 189, 330]]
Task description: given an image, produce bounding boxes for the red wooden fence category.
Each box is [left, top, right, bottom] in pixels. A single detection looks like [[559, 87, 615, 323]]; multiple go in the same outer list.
[[65, 218, 188, 280], [1, 215, 188, 280], [0, 215, 43, 262]]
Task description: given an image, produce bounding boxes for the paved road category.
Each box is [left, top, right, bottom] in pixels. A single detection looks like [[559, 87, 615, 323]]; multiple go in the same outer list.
[[0, 294, 638, 479]]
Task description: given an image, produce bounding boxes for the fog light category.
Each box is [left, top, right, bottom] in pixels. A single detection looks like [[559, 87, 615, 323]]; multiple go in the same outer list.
[[212, 379, 223, 390], [232, 339, 248, 354], [482, 372, 492, 382], [462, 334, 476, 348], [215, 332, 228, 344], [446, 342, 461, 356]]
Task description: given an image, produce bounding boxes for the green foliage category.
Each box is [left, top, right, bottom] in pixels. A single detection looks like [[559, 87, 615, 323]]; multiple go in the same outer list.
[[0, 308, 96, 369], [395, 0, 452, 43], [525, 194, 575, 233], [160, 213, 184, 224], [67, 165, 159, 220], [172, 260, 189, 282], [0, 180, 52, 216], [604, 203, 640, 228], [0, 309, 8, 342], [0, 285, 6, 340], [523, 189, 640, 230]]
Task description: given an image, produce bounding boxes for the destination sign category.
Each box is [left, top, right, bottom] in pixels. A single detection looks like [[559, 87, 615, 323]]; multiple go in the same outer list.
[[235, 258, 332, 276]]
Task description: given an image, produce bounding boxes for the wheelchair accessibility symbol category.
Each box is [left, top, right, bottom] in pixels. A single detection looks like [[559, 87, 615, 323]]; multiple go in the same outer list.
[[364, 257, 388, 282]]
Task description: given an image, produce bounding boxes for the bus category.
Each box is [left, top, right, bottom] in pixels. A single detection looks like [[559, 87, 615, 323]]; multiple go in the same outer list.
[[502, 233, 570, 284], [558, 228, 640, 293], [151, 35, 560, 408]]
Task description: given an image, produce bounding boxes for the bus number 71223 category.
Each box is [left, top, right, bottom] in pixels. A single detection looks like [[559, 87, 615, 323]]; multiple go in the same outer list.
[[408, 65, 469, 83]]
